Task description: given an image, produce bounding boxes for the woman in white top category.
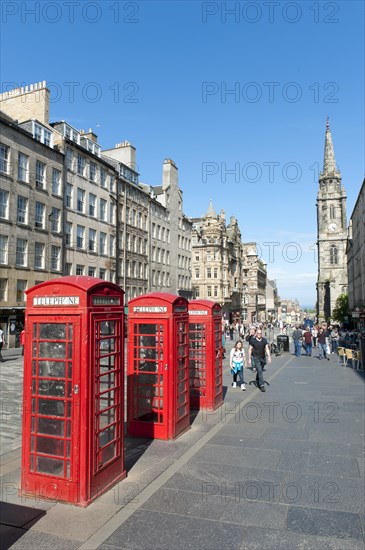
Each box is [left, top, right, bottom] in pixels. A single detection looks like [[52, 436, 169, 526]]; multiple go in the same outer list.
[[230, 340, 246, 390]]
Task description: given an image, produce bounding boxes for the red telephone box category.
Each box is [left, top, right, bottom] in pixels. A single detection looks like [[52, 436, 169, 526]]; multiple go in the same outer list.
[[188, 300, 223, 411], [21, 276, 125, 506], [127, 293, 190, 440]]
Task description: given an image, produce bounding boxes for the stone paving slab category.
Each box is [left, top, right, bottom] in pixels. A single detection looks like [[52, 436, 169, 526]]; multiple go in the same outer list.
[[286, 505, 363, 540], [98, 509, 248, 550]]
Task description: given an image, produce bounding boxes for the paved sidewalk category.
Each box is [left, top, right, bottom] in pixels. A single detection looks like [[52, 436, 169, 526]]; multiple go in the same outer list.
[[1, 340, 364, 549]]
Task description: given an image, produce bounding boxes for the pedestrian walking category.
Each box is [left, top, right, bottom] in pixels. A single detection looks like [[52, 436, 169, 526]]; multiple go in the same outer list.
[[312, 326, 318, 347], [245, 326, 257, 371], [0, 328, 5, 362], [317, 327, 330, 360], [331, 327, 339, 354], [292, 324, 303, 357], [20, 329, 26, 356], [248, 329, 271, 392], [230, 341, 246, 390], [303, 326, 313, 356]]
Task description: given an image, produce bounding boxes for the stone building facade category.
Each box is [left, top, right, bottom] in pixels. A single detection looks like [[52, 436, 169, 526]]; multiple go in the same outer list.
[[0, 110, 64, 346], [51, 122, 118, 283], [316, 120, 348, 322], [140, 159, 193, 298], [347, 178, 365, 330], [191, 201, 267, 325]]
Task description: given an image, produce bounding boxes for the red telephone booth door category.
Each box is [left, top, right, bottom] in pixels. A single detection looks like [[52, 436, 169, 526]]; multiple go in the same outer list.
[[130, 320, 168, 438], [189, 321, 207, 409], [91, 314, 124, 491], [175, 319, 190, 435], [23, 317, 81, 500], [213, 318, 223, 406]]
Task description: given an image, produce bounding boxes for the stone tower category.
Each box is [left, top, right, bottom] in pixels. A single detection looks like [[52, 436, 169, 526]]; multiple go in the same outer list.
[[316, 119, 348, 321]]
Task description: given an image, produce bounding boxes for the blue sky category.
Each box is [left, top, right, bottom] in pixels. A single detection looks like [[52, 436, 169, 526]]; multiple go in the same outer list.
[[1, 0, 364, 306]]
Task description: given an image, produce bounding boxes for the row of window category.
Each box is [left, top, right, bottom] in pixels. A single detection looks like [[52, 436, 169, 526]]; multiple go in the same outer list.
[[65, 148, 113, 188], [65, 225, 113, 256], [0, 191, 62, 231], [0, 144, 62, 193], [151, 247, 170, 264], [195, 267, 220, 279], [178, 254, 190, 270], [64, 264, 113, 280], [152, 223, 171, 243], [0, 278, 31, 302], [177, 234, 190, 251], [151, 270, 170, 288], [194, 286, 225, 298], [127, 234, 147, 255], [65, 184, 115, 223], [125, 206, 148, 230], [177, 275, 190, 290], [0, 236, 61, 271], [125, 260, 148, 280]]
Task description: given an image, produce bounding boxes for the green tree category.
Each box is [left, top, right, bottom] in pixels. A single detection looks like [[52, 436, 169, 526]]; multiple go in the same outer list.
[[332, 294, 348, 323]]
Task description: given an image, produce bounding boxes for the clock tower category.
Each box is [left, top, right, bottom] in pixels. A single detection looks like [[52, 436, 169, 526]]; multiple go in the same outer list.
[[316, 119, 348, 322]]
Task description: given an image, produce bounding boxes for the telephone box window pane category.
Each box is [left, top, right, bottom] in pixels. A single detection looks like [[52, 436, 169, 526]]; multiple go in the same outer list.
[[66, 421, 71, 437], [100, 389, 115, 409], [178, 393, 186, 405], [31, 436, 35, 451], [68, 343, 73, 358], [39, 361, 65, 378], [39, 342, 66, 359], [32, 342, 37, 356], [178, 404, 187, 418], [99, 409, 116, 429], [100, 321, 115, 335], [30, 455, 34, 471], [99, 443, 116, 466], [32, 361, 37, 376], [32, 398, 36, 413], [100, 372, 115, 391], [38, 417, 64, 436], [68, 362, 72, 378], [38, 379, 65, 397], [38, 399, 64, 417], [100, 338, 115, 354], [36, 456, 64, 477], [37, 436, 64, 456], [33, 325, 37, 338], [66, 462, 70, 478], [68, 325, 73, 340], [137, 373, 158, 386], [99, 425, 115, 447], [40, 324, 66, 340], [31, 417, 36, 432], [66, 441, 71, 458]]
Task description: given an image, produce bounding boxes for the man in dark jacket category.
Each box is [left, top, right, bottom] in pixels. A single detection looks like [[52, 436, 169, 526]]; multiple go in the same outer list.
[[248, 329, 271, 392], [292, 325, 303, 357]]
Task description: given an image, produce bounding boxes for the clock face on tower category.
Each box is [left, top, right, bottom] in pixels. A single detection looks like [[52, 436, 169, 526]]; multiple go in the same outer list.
[[328, 222, 338, 232]]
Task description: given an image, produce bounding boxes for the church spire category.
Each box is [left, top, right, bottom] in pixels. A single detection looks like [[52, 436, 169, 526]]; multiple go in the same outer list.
[[323, 117, 339, 176], [205, 198, 217, 218]]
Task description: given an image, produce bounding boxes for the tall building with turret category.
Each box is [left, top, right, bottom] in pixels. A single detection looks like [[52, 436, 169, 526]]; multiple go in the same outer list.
[[316, 120, 348, 321]]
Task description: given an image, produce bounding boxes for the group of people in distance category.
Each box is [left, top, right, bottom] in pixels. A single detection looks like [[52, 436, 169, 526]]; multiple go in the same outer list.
[[228, 325, 271, 393], [292, 323, 342, 360]]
